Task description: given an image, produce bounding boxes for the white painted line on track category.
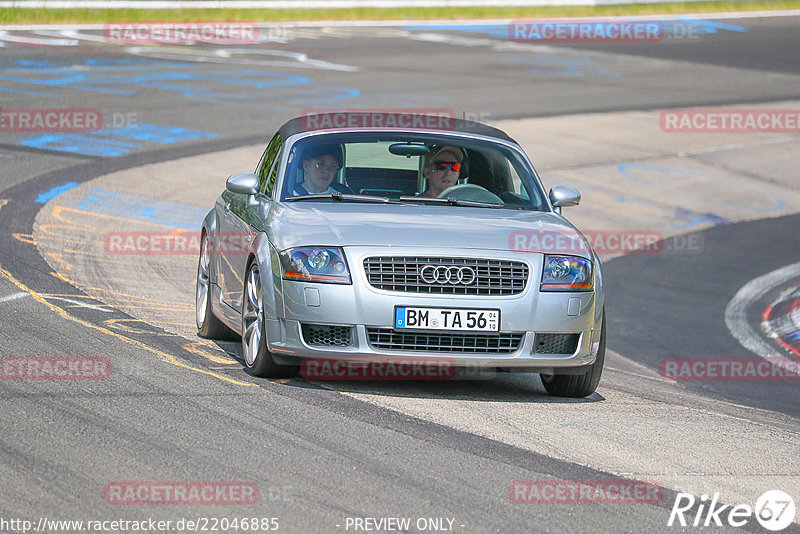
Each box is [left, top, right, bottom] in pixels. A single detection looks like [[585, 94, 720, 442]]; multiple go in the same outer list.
[[0, 291, 114, 312], [0, 29, 77, 45], [0, 292, 28, 304], [41, 295, 114, 312], [725, 261, 800, 371], [604, 366, 665, 383], [33, 28, 108, 42], [123, 46, 360, 71], [214, 48, 359, 71]]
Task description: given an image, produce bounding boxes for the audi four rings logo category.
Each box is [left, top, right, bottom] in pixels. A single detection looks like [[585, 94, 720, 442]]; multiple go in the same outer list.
[[420, 265, 477, 285]]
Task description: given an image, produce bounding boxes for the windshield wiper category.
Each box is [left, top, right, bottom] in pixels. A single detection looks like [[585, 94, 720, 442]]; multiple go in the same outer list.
[[286, 192, 400, 204], [398, 196, 504, 209]]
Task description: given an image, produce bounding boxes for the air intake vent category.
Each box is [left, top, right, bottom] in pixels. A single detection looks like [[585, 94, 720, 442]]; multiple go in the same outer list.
[[301, 324, 353, 347], [534, 333, 580, 354], [367, 328, 523, 353]]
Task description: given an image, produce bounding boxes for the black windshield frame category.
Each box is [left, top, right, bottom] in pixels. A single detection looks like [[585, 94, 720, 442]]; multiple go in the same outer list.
[[280, 132, 548, 211]]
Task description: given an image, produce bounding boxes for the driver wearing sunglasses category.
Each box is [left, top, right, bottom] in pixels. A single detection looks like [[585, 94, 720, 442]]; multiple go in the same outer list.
[[417, 146, 465, 198]]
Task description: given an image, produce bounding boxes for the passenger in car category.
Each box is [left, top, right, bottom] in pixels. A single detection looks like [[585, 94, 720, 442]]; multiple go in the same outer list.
[[417, 145, 465, 198], [293, 144, 352, 195]]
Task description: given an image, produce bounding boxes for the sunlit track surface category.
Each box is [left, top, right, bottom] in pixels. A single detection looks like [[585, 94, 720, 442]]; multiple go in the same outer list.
[[2, 14, 800, 533]]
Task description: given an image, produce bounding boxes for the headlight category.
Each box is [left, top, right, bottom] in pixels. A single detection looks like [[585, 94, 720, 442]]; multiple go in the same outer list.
[[541, 255, 593, 291], [279, 247, 351, 284]]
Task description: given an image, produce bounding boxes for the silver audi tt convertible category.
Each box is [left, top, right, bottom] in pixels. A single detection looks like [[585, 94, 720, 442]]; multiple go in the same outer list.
[[196, 112, 605, 397]]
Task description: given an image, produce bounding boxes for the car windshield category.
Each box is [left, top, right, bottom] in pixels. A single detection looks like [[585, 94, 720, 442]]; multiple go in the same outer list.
[[280, 132, 547, 210]]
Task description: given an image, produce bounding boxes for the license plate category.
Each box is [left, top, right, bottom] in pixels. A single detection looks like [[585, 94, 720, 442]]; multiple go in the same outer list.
[[395, 306, 500, 332]]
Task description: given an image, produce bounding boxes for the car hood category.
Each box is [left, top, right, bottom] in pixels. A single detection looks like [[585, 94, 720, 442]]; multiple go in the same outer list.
[[270, 203, 592, 258]]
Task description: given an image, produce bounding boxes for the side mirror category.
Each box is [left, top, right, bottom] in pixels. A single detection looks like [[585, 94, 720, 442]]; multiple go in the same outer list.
[[549, 185, 581, 214], [226, 173, 260, 196]]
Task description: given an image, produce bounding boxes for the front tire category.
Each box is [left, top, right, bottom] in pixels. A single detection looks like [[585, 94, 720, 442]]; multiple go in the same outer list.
[[242, 261, 297, 378], [541, 310, 606, 398], [196, 232, 236, 340]]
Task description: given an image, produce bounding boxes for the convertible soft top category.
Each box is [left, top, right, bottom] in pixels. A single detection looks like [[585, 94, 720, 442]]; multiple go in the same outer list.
[[278, 112, 517, 144]]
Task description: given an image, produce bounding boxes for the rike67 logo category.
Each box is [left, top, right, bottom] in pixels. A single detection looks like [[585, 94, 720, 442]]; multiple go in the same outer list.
[[668, 490, 796, 531]]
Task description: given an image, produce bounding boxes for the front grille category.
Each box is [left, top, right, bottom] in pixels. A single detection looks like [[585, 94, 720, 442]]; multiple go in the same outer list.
[[534, 333, 580, 354], [363, 257, 528, 295], [301, 324, 353, 347], [367, 328, 523, 353]]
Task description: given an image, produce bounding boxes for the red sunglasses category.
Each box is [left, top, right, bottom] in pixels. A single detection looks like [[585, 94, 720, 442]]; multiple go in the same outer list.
[[431, 161, 461, 172]]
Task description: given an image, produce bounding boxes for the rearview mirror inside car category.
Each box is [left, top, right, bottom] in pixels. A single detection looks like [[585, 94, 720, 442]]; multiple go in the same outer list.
[[389, 143, 430, 158]]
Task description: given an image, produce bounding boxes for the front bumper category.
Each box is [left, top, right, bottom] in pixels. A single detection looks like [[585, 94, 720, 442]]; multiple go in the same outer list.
[[269, 323, 598, 372], [265, 246, 602, 371]]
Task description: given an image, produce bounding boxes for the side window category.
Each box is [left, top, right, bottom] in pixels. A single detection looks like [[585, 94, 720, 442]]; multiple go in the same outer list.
[[263, 149, 282, 198], [256, 133, 282, 198]]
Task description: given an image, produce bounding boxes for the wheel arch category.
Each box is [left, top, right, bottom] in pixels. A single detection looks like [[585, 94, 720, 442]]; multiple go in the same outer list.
[[250, 234, 283, 326], [200, 208, 219, 285], [592, 250, 605, 329]]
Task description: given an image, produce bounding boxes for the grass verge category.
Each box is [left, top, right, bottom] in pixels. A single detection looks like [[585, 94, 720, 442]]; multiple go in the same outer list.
[[1, 1, 799, 25]]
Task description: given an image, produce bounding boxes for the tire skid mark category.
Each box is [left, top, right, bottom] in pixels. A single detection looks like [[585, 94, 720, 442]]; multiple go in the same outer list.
[[46, 252, 72, 271], [104, 317, 186, 336], [51, 270, 182, 304], [49, 272, 197, 310], [52, 204, 199, 230], [184, 342, 239, 365], [54, 293, 188, 308]]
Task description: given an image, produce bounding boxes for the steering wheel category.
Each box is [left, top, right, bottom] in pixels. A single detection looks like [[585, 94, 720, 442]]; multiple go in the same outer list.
[[438, 184, 503, 204]]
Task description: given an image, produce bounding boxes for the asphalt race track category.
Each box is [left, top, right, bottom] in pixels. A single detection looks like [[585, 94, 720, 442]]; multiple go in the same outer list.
[[1, 12, 800, 533]]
